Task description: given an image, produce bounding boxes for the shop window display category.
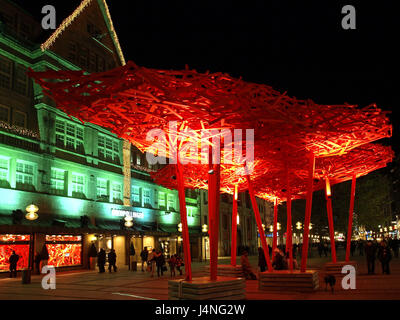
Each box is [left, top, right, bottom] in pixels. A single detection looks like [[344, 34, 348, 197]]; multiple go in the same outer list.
[[0, 234, 30, 271], [46, 235, 82, 267]]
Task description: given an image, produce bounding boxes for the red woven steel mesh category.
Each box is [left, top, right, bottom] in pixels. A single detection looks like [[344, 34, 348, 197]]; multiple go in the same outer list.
[[28, 61, 393, 203]]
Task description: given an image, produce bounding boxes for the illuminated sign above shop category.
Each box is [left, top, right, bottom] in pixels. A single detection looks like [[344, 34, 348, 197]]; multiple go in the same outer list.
[[111, 209, 144, 219]]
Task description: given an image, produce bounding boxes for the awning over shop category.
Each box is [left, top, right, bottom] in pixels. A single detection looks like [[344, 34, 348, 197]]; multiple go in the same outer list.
[[159, 224, 202, 235]]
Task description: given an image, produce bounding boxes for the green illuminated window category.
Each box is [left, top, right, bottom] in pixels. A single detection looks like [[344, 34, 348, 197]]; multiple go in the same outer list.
[[167, 194, 175, 211], [0, 157, 9, 182], [72, 172, 85, 195], [50, 168, 65, 194], [132, 186, 140, 205], [158, 192, 166, 209], [55, 119, 84, 152], [112, 182, 122, 203], [143, 189, 151, 206], [96, 178, 108, 199], [16, 160, 35, 187], [98, 134, 119, 162]]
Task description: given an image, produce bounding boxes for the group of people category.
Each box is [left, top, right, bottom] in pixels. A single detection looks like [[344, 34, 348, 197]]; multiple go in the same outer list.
[[97, 248, 117, 273], [241, 246, 299, 280], [365, 240, 393, 275], [140, 247, 184, 278]]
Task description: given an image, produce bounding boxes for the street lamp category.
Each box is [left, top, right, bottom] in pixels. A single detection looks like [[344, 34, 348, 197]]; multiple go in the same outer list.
[[202, 224, 208, 233], [178, 223, 182, 232], [269, 225, 273, 232], [25, 203, 39, 221], [277, 222, 281, 230], [296, 222, 302, 230], [124, 215, 133, 227], [262, 223, 266, 231]]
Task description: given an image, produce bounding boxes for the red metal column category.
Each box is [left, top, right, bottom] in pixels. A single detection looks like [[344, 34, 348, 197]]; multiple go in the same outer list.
[[231, 185, 239, 266], [246, 174, 273, 272], [272, 198, 278, 254], [286, 195, 293, 271], [176, 160, 192, 281], [208, 164, 217, 280], [325, 177, 337, 263], [208, 145, 221, 281], [346, 174, 357, 262], [300, 154, 315, 272]]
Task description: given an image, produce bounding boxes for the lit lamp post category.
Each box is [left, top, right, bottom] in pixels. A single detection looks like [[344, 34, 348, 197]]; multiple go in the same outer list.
[[177, 223, 183, 255], [296, 222, 302, 244], [124, 215, 133, 227], [202, 224, 208, 261], [276, 222, 281, 245], [25, 204, 39, 221]]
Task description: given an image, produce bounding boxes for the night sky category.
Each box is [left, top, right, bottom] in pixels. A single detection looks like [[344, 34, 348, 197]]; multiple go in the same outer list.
[[17, 1, 399, 152]]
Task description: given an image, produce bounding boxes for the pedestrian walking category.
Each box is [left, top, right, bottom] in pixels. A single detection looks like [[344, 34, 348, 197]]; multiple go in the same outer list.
[[390, 238, 399, 258], [323, 242, 328, 257], [258, 247, 267, 272], [97, 249, 106, 273], [148, 249, 157, 277], [140, 247, 149, 272], [9, 250, 19, 278], [317, 242, 323, 257], [378, 241, 392, 275], [168, 254, 177, 277], [365, 240, 377, 274], [175, 254, 184, 275], [108, 249, 117, 273], [358, 240, 364, 256]]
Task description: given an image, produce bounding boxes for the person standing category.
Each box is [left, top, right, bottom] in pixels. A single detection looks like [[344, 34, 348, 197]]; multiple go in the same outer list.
[[175, 254, 184, 276], [358, 240, 364, 256], [97, 249, 106, 273], [155, 250, 164, 277], [9, 250, 19, 278], [108, 249, 117, 273], [365, 240, 377, 274], [140, 247, 149, 272], [34, 252, 41, 275], [240, 250, 257, 280], [391, 237, 399, 258], [148, 249, 157, 277], [350, 241, 356, 257], [258, 247, 267, 272], [378, 241, 392, 275], [168, 254, 177, 277]]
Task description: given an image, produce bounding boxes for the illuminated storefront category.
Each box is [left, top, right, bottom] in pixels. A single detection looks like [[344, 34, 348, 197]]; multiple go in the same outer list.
[[46, 235, 82, 267], [0, 234, 31, 272]]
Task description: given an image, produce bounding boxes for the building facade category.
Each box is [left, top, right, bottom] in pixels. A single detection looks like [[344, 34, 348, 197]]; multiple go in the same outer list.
[[0, 0, 273, 275], [0, 0, 202, 275]]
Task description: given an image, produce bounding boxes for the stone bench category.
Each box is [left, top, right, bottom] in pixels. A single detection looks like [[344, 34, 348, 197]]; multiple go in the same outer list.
[[169, 276, 246, 300], [204, 264, 244, 277], [259, 270, 319, 292]]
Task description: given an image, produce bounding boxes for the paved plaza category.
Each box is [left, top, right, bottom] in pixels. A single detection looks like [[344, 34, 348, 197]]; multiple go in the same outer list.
[[0, 248, 399, 300]]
